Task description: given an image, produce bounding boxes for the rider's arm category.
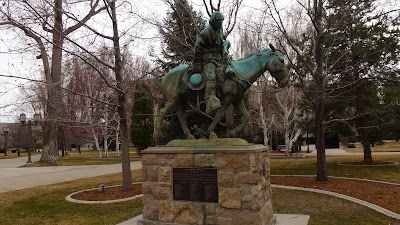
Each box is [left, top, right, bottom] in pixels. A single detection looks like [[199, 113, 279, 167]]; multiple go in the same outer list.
[[193, 34, 205, 72]]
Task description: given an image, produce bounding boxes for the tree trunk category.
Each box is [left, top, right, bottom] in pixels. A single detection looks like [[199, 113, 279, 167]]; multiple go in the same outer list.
[[358, 118, 373, 163], [116, 120, 121, 156], [272, 127, 278, 151], [59, 127, 65, 157], [315, 104, 327, 181], [284, 131, 291, 156], [110, 0, 132, 191], [41, 121, 60, 163], [40, 0, 64, 163], [355, 82, 373, 163], [362, 134, 373, 163], [313, 0, 328, 181]]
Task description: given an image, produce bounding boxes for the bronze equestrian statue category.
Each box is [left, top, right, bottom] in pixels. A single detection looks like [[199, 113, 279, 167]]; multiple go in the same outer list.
[[153, 44, 289, 140]]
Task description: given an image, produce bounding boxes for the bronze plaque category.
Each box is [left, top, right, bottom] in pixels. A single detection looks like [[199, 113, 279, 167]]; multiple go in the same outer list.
[[173, 167, 218, 203]]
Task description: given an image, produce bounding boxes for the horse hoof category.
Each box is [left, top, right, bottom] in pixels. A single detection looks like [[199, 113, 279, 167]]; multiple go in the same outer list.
[[209, 132, 218, 139], [187, 135, 195, 140]]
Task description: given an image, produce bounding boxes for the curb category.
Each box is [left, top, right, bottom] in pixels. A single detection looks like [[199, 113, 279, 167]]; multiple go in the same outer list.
[[272, 184, 400, 220], [65, 182, 143, 204], [270, 175, 400, 186], [337, 162, 399, 167]]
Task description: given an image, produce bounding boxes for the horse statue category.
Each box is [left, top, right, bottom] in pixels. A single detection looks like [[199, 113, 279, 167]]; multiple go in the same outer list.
[[154, 44, 289, 140]]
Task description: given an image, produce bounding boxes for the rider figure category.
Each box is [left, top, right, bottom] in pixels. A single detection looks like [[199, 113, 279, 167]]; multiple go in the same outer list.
[[193, 11, 232, 115]]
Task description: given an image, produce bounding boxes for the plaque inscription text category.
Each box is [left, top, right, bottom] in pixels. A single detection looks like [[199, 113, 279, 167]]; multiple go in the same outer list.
[[173, 167, 218, 203]]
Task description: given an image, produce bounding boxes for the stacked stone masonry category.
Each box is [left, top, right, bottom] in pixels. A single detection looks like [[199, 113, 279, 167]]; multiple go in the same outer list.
[[139, 145, 274, 225]]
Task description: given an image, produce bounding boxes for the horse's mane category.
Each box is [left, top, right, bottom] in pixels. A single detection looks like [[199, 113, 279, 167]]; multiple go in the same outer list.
[[242, 50, 260, 60], [234, 48, 270, 61], [241, 48, 270, 60]]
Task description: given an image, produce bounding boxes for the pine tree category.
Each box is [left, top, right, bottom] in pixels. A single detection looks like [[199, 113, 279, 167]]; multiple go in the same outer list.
[[156, 0, 206, 71], [324, 0, 400, 162]]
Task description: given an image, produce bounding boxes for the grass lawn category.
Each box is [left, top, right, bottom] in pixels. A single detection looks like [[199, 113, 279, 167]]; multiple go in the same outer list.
[[271, 154, 400, 224], [273, 188, 398, 225], [2, 154, 399, 224], [270, 154, 400, 184], [30, 154, 123, 167], [343, 140, 400, 153], [1, 148, 140, 160], [0, 170, 143, 225]]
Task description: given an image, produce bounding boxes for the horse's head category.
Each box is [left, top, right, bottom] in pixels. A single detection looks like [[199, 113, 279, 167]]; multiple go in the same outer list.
[[266, 44, 289, 88]]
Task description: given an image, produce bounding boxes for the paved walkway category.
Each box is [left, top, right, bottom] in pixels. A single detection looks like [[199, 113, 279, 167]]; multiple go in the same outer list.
[[0, 155, 142, 193], [306, 147, 350, 155], [300, 144, 400, 156], [117, 214, 310, 225]]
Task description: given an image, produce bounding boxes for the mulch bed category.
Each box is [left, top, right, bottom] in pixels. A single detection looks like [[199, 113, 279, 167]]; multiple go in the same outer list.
[[71, 183, 142, 201], [70, 177, 400, 216], [271, 176, 400, 214]]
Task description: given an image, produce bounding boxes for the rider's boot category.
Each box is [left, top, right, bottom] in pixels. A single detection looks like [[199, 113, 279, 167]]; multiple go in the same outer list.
[[205, 81, 221, 115]]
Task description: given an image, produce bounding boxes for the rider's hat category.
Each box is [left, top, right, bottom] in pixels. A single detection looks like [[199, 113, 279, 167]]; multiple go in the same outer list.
[[187, 73, 206, 90], [210, 11, 224, 23]]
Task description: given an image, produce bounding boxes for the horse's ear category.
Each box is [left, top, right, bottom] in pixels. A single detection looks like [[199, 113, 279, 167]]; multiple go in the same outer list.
[[269, 44, 276, 52]]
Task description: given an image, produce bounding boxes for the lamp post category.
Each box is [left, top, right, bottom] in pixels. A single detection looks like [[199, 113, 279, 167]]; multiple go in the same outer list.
[[20, 113, 40, 165], [3, 127, 9, 157]]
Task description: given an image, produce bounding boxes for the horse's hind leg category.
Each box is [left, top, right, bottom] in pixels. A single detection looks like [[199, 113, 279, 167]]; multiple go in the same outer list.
[[228, 100, 249, 137], [153, 100, 177, 140], [177, 105, 195, 140]]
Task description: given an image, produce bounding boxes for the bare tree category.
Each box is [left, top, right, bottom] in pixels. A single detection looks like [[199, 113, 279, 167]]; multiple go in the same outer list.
[[0, 0, 106, 163], [103, 0, 132, 190], [275, 86, 302, 155], [262, 0, 328, 180]]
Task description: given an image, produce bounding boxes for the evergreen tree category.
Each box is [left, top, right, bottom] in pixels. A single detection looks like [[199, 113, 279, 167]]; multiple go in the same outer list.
[[131, 84, 154, 153], [154, 0, 207, 144], [381, 73, 400, 141], [324, 0, 400, 162], [156, 0, 206, 71]]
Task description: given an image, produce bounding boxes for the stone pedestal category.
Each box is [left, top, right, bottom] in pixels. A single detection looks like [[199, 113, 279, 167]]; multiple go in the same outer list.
[[138, 139, 275, 225]]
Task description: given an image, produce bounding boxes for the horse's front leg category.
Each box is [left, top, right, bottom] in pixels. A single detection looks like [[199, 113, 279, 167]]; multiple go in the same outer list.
[[228, 100, 249, 137], [177, 104, 195, 140], [207, 97, 232, 139]]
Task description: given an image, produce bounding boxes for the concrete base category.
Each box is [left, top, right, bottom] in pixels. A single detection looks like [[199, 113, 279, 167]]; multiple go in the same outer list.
[[275, 214, 310, 225], [25, 162, 34, 167], [117, 214, 310, 225]]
